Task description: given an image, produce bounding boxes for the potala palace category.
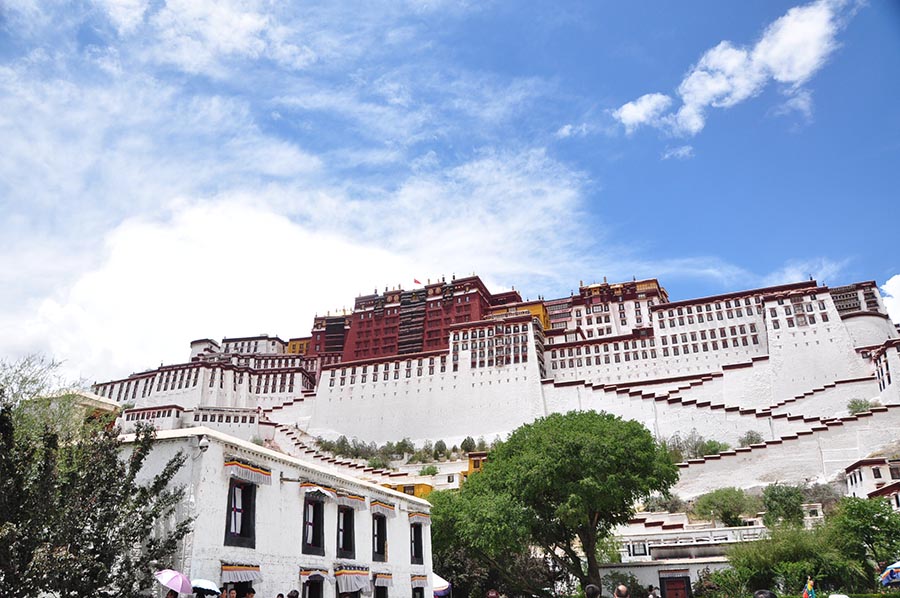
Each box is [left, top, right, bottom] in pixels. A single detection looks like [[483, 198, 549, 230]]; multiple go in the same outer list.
[[93, 275, 900, 498]]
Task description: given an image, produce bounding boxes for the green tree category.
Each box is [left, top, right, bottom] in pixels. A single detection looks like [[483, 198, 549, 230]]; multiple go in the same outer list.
[[476, 435, 487, 451], [738, 430, 764, 447], [692, 487, 757, 527], [827, 496, 900, 579], [461, 436, 476, 453], [433, 439, 448, 460], [762, 483, 805, 527], [453, 411, 678, 591], [419, 464, 439, 476], [0, 407, 190, 597], [395, 437, 415, 456], [802, 482, 841, 514], [429, 488, 564, 598]]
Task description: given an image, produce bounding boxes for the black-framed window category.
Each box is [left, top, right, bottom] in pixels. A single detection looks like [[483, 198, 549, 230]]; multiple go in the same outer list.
[[302, 496, 325, 556], [412, 589, 424, 598], [337, 506, 356, 559], [410, 522, 424, 565], [303, 579, 323, 598], [375, 586, 388, 598], [224, 479, 256, 548], [372, 513, 387, 562]]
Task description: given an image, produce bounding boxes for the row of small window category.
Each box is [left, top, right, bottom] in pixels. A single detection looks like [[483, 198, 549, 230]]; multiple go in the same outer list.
[[331, 357, 449, 377], [662, 296, 759, 318], [847, 466, 900, 485], [771, 313, 827, 329], [225, 481, 425, 565], [453, 338, 529, 352], [661, 325, 757, 345], [124, 409, 175, 421], [658, 308, 761, 328], [550, 338, 655, 359], [224, 341, 261, 353], [770, 301, 826, 317], [471, 354, 528, 368], [661, 337, 759, 355], [192, 413, 255, 424], [551, 350, 658, 369], [585, 327, 615, 337], [452, 323, 528, 341], [208, 369, 297, 395], [330, 367, 448, 386], [252, 357, 307, 369]]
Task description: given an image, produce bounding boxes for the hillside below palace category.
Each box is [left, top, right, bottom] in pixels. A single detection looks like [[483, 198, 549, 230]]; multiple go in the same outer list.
[[93, 275, 900, 496]]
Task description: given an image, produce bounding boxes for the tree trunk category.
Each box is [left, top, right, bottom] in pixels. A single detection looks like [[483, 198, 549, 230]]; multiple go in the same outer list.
[[580, 528, 602, 588]]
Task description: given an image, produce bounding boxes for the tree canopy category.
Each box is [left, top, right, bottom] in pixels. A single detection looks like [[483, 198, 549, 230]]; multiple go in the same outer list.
[[762, 483, 805, 527], [431, 410, 678, 593], [692, 487, 759, 527], [0, 357, 191, 597]]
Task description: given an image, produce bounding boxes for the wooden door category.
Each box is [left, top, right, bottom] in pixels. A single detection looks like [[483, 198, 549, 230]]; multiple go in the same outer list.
[[663, 577, 688, 598]]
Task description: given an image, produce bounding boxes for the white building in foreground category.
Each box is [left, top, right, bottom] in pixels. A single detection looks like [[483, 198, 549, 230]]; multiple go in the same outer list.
[[125, 427, 434, 598]]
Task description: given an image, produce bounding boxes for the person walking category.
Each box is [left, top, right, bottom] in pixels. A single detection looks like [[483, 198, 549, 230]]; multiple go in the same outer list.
[[802, 578, 816, 598]]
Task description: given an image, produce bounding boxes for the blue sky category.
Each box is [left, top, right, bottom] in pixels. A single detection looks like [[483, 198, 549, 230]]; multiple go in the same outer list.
[[1, 0, 898, 380]]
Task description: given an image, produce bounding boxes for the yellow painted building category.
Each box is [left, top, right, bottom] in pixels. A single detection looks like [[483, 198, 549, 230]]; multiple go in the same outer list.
[[489, 300, 550, 331], [286, 336, 311, 355]]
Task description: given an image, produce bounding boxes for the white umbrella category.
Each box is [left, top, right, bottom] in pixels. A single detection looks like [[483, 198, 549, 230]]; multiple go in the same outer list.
[[154, 569, 194, 593], [192, 578, 221, 596]]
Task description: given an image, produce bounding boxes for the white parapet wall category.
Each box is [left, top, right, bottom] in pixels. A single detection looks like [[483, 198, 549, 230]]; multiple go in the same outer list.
[[673, 405, 900, 498]]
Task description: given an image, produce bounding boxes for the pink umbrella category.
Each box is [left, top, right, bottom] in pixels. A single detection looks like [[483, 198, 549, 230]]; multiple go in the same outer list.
[[154, 569, 194, 594]]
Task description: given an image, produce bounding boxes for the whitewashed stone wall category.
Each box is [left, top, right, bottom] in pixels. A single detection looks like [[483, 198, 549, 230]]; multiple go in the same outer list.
[[127, 428, 433, 598], [673, 406, 900, 498]]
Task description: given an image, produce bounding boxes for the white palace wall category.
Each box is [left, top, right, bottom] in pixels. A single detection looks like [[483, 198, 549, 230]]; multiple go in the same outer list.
[[674, 406, 900, 498], [540, 378, 816, 446], [308, 359, 542, 446], [768, 377, 879, 419]]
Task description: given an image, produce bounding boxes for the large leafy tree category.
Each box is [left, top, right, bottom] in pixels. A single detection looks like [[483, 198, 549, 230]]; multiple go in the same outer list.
[[826, 496, 900, 577], [441, 410, 678, 592], [430, 488, 565, 598], [0, 357, 191, 597], [762, 483, 805, 527], [692, 487, 758, 528]]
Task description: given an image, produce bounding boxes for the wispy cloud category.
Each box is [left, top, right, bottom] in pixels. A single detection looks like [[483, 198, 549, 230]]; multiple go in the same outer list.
[[761, 257, 848, 287], [661, 145, 694, 160], [555, 122, 591, 139], [613, 0, 848, 136]]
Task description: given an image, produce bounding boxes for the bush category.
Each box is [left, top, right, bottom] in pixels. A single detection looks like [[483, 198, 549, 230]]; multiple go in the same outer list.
[[693, 487, 759, 527], [419, 464, 439, 476], [644, 493, 686, 513], [738, 430, 764, 447], [848, 398, 880, 415]]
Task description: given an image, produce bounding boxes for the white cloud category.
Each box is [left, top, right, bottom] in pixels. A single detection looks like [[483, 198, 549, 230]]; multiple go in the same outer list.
[[2, 147, 590, 381], [661, 145, 694, 160], [752, 1, 838, 86], [555, 123, 591, 139], [882, 275, 900, 324], [94, 0, 149, 34], [611, 93, 673, 134], [761, 257, 848, 287], [617, 0, 846, 136]]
